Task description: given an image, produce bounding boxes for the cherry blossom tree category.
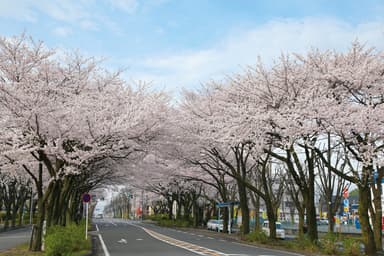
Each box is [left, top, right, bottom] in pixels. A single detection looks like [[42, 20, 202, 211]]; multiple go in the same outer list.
[[0, 34, 169, 251], [303, 43, 384, 254], [177, 42, 383, 254], [217, 43, 384, 254]]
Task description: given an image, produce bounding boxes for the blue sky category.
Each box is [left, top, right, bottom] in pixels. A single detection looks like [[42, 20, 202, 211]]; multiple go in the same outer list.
[[0, 0, 383, 96]]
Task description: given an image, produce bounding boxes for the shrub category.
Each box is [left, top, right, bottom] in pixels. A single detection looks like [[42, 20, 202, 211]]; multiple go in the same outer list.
[[320, 233, 340, 255], [146, 214, 168, 222], [157, 218, 193, 228], [342, 237, 363, 256], [244, 230, 269, 244], [285, 235, 319, 254], [45, 223, 90, 256], [0, 211, 7, 223]]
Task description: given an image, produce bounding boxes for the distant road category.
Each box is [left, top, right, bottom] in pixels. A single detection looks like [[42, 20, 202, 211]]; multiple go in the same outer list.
[[0, 227, 32, 251], [93, 218, 304, 256]]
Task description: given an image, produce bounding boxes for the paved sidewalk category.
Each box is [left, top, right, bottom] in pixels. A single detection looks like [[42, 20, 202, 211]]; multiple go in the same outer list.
[[0, 226, 32, 252]]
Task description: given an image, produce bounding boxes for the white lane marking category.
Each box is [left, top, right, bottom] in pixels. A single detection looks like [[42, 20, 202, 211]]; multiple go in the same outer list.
[[136, 238, 143, 241], [96, 224, 99, 232], [198, 235, 204, 237], [207, 237, 214, 239], [98, 234, 110, 256], [142, 227, 228, 255], [0, 235, 30, 238], [117, 238, 127, 244], [231, 242, 304, 256]]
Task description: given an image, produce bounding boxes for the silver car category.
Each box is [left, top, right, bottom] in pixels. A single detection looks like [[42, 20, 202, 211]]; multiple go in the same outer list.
[[262, 221, 285, 239], [207, 219, 221, 231]]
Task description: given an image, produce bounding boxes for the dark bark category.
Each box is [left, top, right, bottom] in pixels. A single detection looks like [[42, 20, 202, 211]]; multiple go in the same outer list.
[[30, 162, 45, 251], [314, 143, 379, 255], [359, 184, 376, 255], [370, 167, 383, 251], [250, 193, 261, 231], [235, 176, 250, 234], [268, 143, 318, 241]]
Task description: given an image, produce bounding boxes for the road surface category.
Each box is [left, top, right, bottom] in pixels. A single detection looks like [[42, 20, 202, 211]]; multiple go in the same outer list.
[[94, 218, 303, 256], [0, 226, 32, 251]]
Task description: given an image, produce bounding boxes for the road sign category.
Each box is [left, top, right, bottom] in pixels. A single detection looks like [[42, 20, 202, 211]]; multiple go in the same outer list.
[[82, 193, 91, 203], [82, 194, 91, 240], [216, 201, 240, 207], [343, 199, 349, 207], [342, 187, 349, 198], [344, 206, 349, 213]]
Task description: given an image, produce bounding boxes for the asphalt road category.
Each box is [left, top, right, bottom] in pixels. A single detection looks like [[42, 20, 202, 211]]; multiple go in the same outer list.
[[94, 218, 304, 256], [0, 226, 32, 251]]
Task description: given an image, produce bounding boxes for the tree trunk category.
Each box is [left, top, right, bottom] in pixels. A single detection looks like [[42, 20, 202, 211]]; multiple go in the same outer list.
[[11, 201, 19, 228], [371, 171, 383, 251], [237, 182, 250, 234], [222, 207, 229, 233], [305, 195, 318, 241], [18, 187, 27, 226], [3, 207, 11, 231], [359, 185, 377, 255], [176, 200, 182, 220], [167, 199, 173, 220], [46, 180, 63, 227], [265, 200, 277, 239], [298, 209, 305, 236], [372, 206, 382, 252], [305, 147, 318, 242], [254, 195, 261, 231], [30, 162, 48, 252], [30, 194, 46, 251]]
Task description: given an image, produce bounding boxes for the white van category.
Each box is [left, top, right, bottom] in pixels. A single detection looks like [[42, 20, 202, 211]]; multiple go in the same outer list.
[[262, 221, 285, 239]]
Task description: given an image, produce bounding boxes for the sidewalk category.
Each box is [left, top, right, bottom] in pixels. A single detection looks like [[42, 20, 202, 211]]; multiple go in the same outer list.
[[0, 226, 32, 252], [0, 224, 32, 233], [283, 223, 362, 235]]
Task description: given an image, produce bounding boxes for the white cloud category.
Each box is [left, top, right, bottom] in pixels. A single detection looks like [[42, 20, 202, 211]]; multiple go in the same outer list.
[[52, 26, 73, 37], [128, 17, 384, 93], [0, 0, 93, 27], [10, 0, 89, 22], [108, 0, 138, 14], [80, 20, 98, 31], [0, 0, 36, 21]]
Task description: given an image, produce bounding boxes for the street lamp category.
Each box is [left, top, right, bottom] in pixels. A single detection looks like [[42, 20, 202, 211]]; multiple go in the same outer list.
[[29, 187, 34, 225]]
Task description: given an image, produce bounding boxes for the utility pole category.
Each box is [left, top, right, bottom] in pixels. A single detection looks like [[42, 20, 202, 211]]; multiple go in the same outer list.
[[29, 188, 33, 225], [141, 190, 144, 221], [127, 193, 130, 220], [133, 194, 136, 220]]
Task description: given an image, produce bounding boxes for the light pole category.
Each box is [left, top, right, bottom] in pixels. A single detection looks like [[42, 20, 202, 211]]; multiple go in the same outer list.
[[141, 190, 144, 221], [133, 194, 136, 220], [29, 187, 33, 225], [127, 192, 130, 220]]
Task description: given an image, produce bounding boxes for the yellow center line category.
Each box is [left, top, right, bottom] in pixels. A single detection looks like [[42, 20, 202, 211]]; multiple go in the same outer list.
[[142, 227, 228, 256]]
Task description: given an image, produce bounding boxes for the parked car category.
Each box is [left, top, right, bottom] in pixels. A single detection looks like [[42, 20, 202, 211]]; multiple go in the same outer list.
[[207, 219, 221, 231], [95, 213, 104, 219], [262, 221, 285, 239], [217, 220, 232, 232], [317, 219, 329, 225]]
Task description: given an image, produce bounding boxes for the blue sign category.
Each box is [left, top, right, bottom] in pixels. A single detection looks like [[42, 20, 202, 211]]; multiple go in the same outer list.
[[343, 199, 349, 207], [216, 201, 240, 207], [355, 218, 360, 229]]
